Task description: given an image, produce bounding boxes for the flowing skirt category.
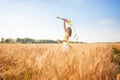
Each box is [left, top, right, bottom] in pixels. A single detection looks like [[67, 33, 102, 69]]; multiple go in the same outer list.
[[62, 42, 70, 52]]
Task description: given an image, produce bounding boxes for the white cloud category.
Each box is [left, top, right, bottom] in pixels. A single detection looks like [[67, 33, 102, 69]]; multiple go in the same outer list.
[[100, 18, 115, 25]]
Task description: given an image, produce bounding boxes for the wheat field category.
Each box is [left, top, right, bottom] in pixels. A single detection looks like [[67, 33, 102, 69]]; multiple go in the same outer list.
[[0, 43, 120, 80]]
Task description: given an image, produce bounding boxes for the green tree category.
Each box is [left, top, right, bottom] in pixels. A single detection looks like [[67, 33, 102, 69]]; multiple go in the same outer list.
[[5, 38, 14, 43]]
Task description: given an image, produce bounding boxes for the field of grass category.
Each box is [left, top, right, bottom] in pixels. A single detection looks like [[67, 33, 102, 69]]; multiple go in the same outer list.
[[0, 43, 120, 80]]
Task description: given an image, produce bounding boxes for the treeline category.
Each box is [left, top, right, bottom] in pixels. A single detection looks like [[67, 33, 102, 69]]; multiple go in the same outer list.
[[0, 37, 82, 44], [0, 38, 58, 44]]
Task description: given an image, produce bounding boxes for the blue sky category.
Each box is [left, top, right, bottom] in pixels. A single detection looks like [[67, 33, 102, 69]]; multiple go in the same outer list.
[[0, 0, 120, 42]]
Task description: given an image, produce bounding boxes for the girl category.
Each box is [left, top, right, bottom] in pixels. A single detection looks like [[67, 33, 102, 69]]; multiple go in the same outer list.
[[58, 20, 72, 52]]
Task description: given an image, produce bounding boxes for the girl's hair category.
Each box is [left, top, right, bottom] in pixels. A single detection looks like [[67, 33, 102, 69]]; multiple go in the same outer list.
[[68, 27, 72, 37]]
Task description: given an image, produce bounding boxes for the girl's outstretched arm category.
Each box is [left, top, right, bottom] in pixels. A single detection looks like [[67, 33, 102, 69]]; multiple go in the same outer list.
[[58, 39, 67, 43], [58, 35, 69, 43], [64, 20, 67, 32]]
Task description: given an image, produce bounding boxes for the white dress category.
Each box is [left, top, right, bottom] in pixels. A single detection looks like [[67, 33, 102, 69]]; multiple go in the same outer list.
[[62, 32, 70, 52], [63, 42, 70, 52]]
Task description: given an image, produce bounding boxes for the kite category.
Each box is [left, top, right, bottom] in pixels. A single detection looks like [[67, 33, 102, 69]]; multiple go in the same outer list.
[[56, 16, 72, 26]]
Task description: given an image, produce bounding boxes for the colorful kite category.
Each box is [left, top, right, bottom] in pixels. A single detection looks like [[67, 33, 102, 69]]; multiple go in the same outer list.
[[56, 17, 72, 26]]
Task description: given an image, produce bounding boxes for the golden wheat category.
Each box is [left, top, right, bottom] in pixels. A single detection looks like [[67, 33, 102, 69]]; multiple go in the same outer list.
[[0, 43, 119, 80]]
